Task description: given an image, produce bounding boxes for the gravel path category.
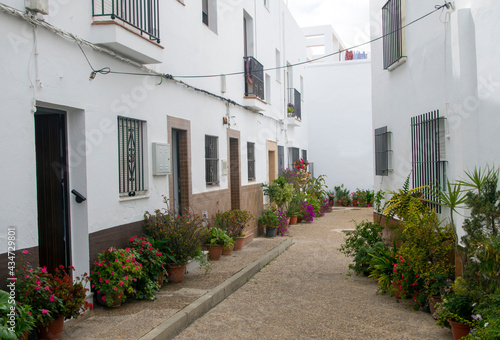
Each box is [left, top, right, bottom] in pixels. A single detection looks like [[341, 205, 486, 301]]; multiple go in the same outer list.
[[175, 208, 453, 340]]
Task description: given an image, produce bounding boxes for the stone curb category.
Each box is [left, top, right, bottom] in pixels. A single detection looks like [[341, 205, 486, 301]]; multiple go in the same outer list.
[[139, 238, 294, 340]]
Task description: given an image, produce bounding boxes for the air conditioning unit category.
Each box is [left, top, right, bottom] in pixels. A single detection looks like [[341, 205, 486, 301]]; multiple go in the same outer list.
[[25, 0, 49, 15]]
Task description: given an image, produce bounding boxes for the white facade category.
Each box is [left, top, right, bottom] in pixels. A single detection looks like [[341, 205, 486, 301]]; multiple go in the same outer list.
[[0, 0, 309, 280], [370, 0, 500, 236], [305, 25, 374, 192]]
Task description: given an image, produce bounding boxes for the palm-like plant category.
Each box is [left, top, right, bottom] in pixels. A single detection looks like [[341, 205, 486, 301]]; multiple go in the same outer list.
[[383, 174, 427, 221]]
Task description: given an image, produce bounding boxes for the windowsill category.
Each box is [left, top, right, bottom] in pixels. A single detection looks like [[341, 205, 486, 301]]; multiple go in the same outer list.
[[119, 193, 150, 202], [385, 56, 407, 71]]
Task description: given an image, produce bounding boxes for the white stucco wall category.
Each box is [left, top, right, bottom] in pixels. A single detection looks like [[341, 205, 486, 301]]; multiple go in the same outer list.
[[370, 0, 500, 236], [306, 60, 374, 192], [0, 0, 308, 277]]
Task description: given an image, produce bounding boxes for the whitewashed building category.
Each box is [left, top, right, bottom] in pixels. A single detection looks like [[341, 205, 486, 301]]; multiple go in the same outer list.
[[370, 0, 500, 236], [0, 0, 309, 282], [305, 25, 373, 191]]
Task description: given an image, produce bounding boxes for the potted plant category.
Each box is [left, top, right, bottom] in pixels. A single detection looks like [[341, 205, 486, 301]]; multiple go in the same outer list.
[[287, 197, 301, 225], [203, 227, 232, 261], [0, 289, 35, 340], [436, 278, 476, 339], [258, 208, 279, 237], [263, 177, 294, 210], [327, 190, 335, 206], [17, 258, 92, 340], [274, 209, 290, 236], [90, 247, 143, 307], [128, 236, 167, 294], [212, 209, 254, 251], [143, 198, 206, 283], [300, 201, 315, 222]]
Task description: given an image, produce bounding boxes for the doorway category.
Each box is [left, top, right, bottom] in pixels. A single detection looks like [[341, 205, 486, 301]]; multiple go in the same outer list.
[[172, 128, 188, 215], [34, 108, 71, 272], [229, 138, 240, 210]]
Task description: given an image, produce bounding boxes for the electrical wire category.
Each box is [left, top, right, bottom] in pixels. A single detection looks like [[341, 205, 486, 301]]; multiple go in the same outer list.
[[172, 3, 451, 79]]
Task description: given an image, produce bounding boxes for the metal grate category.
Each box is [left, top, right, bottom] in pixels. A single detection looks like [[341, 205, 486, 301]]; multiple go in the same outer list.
[[244, 56, 265, 100], [247, 142, 255, 181], [287, 88, 302, 120], [382, 0, 404, 70], [278, 146, 284, 175], [118, 117, 145, 196], [411, 110, 447, 212], [288, 147, 300, 169], [375, 126, 392, 176], [202, 0, 208, 25], [92, 0, 160, 43], [205, 135, 219, 185]]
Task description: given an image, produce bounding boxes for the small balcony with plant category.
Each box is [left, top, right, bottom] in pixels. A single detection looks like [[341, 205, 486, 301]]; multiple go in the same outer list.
[[91, 0, 163, 64], [243, 56, 266, 111], [287, 88, 302, 126]]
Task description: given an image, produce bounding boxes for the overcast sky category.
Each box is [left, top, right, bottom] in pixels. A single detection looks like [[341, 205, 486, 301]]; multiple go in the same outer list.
[[286, 0, 371, 52]]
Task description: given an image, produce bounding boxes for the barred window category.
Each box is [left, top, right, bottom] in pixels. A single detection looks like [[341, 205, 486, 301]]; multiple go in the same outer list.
[[382, 0, 406, 70], [301, 150, 308, 165], [118, 117, 146, 196], [411, 110, 446, 212], [375, 126, 392, 176], [288, 147, 300, 169], [205, 135, 219, 185], [278, 145, 284, 175], [247, 142, 255, 181]]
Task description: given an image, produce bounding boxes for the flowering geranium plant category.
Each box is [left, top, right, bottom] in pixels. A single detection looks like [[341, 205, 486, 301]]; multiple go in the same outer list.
[[211, 209, 254, 238], [16, 252, 92, 329], [90, 247, 143, 307], [293, 158, 309, 170], [128, 236, 166, 282], [391, 254, 424, 306]]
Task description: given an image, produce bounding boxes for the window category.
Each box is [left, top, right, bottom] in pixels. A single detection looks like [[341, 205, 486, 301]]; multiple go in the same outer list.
[[288, 147, 299, 168], [205, 135, 219, 185], [301, 150, 308, 165], [247, 142, 255, 181], [118, 117, 146, 196], [202, 0, 217, 32], [411, 110, 446, 211], [275, 49, 281, 82], [375, 126, 392, 176], [278, 146, 284, 175], [382, 0, 406, 70], [202, 0, 208, 25]]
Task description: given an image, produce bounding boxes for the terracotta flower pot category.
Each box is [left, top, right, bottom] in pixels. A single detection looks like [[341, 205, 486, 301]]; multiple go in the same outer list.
[[222, 244, 234, 255], [234, 233, 253, 251], [38, 315, 64, 340], [206, 244, 223, 261], [166, 263, 187, 283], [289, 215, 298, 225], [20, 331, 29, 340], [448, 319, 471, 340]]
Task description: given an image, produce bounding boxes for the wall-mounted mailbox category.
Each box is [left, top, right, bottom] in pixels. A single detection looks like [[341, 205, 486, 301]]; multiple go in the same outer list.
[[152, 142, 170, 175]]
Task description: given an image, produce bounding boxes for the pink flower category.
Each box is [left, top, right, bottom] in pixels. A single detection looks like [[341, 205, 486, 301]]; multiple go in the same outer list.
[[42, 309, 49, 314], [113, 287, 118, 291], [22, 250, 29, 255], [35, 286, 41, 290], [45, 286, 50, 291], [41, 267, 47, 273], [101, 296, 106, 301], [118, 281, 124, 286], [50, 294, 55, 302], [124, 276, 129, 280]]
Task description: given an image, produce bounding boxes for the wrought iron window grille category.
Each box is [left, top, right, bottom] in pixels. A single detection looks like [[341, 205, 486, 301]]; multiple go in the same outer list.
[[205, 135, 219, 185], [118, 116, 146, 196], [244, 56, 265, 100]]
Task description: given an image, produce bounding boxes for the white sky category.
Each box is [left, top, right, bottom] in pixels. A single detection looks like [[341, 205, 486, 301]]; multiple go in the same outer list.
[[286, 0, 371, 52]]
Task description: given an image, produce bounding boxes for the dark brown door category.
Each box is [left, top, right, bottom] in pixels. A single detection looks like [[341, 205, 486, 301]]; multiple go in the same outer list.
[[229, 138, 240, 210], [35, 108, 71, 273]]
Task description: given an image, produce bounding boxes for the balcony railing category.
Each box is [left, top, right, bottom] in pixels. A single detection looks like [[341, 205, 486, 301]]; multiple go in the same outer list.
[[287, 88, 302, 120], [244, 56, 264, 101], [92, 0, 160, 43]]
